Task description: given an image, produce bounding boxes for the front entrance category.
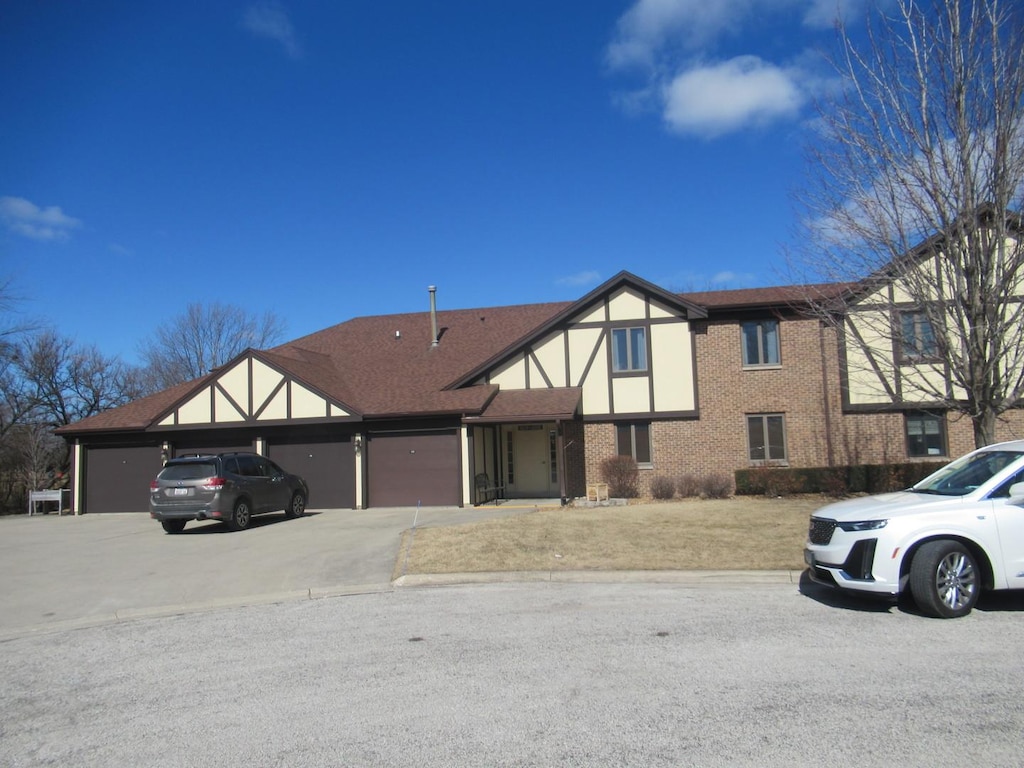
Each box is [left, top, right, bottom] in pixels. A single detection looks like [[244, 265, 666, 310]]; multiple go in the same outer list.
[[505, 424, 559, 497]]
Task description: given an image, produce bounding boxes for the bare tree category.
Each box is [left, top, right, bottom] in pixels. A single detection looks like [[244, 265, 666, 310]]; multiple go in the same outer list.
[[793, 0, 1024, 448], [17, 331, 145, 428], [138, 303, 286, 391]]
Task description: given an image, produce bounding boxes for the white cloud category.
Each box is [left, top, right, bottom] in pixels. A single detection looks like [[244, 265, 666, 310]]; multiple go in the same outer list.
[[606, 0, 848, 139], [0, 196, 81, 242], [607, 0, 759, 71], [556, 270, 602, 287], [243, 1, 302, 59], [662, 56, 806, 137]]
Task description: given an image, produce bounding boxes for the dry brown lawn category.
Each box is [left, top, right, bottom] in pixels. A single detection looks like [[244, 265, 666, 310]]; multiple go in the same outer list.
[[394, 495, 826, 579]]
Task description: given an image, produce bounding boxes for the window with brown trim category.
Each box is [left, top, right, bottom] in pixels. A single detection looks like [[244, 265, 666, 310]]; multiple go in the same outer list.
[[612, 327, 647, 372], [616, 422, 652, 466], [747, 414, 787, 464]]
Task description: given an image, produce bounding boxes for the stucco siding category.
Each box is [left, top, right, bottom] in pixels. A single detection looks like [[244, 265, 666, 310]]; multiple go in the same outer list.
[[651, 322, 694, 412]]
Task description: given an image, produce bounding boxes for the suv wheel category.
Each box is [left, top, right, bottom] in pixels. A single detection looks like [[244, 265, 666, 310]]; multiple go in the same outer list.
[[161, 520, 187, 534], [228, 499, 252, 532], [285, 492, 305, 519], [909, 540, 980, 618]]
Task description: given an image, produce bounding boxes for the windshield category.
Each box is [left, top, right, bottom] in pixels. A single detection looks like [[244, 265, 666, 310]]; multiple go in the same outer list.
[[913, 450, 1024, 496]]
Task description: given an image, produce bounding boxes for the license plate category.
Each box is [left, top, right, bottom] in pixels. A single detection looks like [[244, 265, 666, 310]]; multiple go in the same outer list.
[[172, 488, 189, 496]]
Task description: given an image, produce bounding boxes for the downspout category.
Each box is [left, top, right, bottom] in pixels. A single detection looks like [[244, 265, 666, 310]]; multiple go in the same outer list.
[[557, 419, 567, 505], [819, 320, 835, 466]]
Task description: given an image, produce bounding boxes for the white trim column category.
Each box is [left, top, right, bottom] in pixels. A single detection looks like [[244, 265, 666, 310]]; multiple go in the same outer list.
[[354, 433, 364, 509], [461, 425, 471, 507], [71, 442, 83, 516]]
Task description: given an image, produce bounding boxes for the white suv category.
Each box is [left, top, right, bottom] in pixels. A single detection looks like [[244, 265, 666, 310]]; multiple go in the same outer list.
[[805, 440, 1024, 617]]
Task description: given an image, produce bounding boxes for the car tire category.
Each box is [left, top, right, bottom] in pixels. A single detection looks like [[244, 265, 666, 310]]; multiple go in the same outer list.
[[228, 499, 251, 532], [161, 520, 187, 534], [285, 492, 306, 519], [909, 540, 980, 618]]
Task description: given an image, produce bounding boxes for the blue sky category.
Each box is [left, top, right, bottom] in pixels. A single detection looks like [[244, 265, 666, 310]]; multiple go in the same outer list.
[[1, 0, 865, 365]]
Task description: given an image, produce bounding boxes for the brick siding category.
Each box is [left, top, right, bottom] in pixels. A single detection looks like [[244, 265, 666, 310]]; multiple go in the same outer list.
[[579, 314, 1024, 496]]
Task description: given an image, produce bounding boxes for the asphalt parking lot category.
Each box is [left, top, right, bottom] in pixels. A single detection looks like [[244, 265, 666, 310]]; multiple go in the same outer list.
[[0, 505, 535, 639], [4, 509, 1024, 766], [4, 581, 1024, 767]]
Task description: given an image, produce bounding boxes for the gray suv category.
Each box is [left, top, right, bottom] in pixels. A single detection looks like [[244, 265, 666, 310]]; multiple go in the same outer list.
[[149, 452, 309, 534]]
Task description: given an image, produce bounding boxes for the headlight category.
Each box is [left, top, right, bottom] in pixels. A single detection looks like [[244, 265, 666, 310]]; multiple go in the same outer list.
[[837, 519, 888, 532]]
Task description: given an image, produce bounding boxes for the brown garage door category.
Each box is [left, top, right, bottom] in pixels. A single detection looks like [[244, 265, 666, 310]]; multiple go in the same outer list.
[[367, 430, 460, 507], [84, 445, 164, 513], [267, 437, 355, 510]]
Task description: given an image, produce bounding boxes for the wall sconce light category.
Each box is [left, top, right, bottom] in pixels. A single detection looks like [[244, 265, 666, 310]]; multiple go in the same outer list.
[[353, 435, 362, 454]]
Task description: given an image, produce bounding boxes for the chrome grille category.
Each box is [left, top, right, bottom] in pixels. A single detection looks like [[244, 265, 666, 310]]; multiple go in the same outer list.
[[808, 518, 837, 545]]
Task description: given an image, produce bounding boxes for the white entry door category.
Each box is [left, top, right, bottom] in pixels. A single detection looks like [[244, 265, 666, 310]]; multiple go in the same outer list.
[[507, 425, 559, 497]]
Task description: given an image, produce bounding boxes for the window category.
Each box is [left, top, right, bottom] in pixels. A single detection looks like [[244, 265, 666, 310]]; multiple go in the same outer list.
[[616, 422, 652, 465], [747, 414, 787, 463], [906, 412, 946, 457], [741, 320, 780, 367], [612, 327, 647, 372], [899, 311, 938, 361]]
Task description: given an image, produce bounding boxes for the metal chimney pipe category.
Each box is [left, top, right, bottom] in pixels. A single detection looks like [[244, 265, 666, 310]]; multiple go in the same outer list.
[[428, 285, 439, 347]]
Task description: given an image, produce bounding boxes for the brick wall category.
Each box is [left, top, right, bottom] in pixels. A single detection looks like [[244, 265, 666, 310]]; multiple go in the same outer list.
[[578, 313, 1024, 496]]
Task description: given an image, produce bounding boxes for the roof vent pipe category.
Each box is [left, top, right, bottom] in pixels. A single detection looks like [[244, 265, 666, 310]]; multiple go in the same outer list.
[[428, 285, 439, 347]]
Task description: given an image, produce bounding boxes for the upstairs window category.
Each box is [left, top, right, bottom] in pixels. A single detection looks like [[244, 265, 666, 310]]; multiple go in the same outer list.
[[612, 327, 647, 372], [899, 311, 938, 361], [741, 320, 780, 367]]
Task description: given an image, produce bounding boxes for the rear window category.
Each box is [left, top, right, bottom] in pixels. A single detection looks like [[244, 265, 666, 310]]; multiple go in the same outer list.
[[158, 462, 217, 481]]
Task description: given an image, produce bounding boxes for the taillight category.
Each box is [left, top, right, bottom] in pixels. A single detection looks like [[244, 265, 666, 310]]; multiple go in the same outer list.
[[150, 480, 159, 491], [201, 477, 226, 491]]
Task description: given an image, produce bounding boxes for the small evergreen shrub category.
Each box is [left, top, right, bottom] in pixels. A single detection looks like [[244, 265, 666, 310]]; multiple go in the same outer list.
[[747, 463, 804, 497], [650, 475, 676, 500], [600, 455, 640, 498]]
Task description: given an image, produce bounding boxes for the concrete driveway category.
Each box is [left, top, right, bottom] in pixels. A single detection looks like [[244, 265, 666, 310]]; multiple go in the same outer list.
[[0, 504, 535, 639]]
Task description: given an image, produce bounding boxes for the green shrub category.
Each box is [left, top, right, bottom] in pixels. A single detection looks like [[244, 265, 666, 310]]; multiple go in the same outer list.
[[734, 462, 946, 496], [600, 455, 640, 498]]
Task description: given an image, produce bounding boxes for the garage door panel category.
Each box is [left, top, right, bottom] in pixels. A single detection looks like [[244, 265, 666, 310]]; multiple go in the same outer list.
[[367, 431, 459, 507], [172, 439, 253, 457], [85, 445, 163, 513], [267, 438, 355, 510]]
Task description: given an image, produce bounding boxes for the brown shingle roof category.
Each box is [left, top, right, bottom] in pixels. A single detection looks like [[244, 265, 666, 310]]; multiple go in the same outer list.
[[54, 377, 210, 434], [472, 388, 582, 422], [679, 283, 854, 310], [58, 274, 855, 436], [274, 302, 571, 416]]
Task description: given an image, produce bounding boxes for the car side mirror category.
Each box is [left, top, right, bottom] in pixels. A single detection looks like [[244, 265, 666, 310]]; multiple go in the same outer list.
[[1008, 482, 1024, 502]]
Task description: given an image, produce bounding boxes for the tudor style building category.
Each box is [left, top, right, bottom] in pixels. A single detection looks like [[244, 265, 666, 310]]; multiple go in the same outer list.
[[57, 265, 1024, 514]]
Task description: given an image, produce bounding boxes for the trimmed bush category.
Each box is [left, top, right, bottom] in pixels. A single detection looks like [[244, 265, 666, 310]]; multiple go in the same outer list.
[[734, 461, 946, 496], [600, 455, 640, 498], [676, 473, 701, 498], [650, 475, 676, 500], [701, 473, 733, 499], [745, 463, 804, 497]]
